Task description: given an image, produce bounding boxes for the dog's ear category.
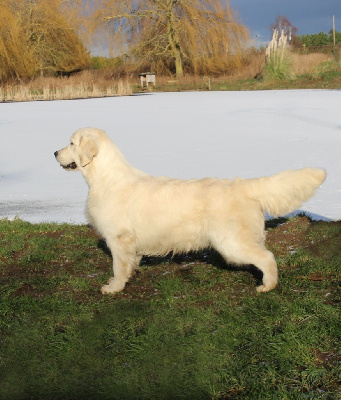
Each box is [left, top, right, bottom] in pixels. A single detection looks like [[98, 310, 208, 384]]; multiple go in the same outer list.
[[79, 135, 99, 167]]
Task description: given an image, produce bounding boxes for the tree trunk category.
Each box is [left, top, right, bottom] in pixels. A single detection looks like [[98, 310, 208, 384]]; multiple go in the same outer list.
[[167, 0, 183, 78], [174, 45, 183, 78]]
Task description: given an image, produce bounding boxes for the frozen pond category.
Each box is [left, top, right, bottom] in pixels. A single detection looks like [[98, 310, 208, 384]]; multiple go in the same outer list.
[[1, 90, 340, 223]]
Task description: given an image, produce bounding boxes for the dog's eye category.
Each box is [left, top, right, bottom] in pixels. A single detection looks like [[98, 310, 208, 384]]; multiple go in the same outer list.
[[70, 142, 74, 146]]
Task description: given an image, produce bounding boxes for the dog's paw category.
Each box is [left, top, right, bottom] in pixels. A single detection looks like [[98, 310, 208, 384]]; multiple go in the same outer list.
[[256, 283, 277, 293], [256, 284, 269, 293], [100, 277, 126, 294], [257, 272, 278, 293], [100, 284, 116, 295]]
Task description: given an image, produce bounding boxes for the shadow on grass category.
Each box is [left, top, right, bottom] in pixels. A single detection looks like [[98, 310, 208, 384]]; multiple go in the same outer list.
[[97, 238, 264, 287]]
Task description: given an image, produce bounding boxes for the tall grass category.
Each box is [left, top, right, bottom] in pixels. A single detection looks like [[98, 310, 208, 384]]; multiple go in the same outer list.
[[0, 72, 132, 102], [262, 51, 337, 83], [263, 48, 292, 81], [290, 53, 332, 76]]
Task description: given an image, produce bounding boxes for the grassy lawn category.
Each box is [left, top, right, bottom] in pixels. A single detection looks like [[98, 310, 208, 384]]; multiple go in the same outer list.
[[0, 216, 340, 399]]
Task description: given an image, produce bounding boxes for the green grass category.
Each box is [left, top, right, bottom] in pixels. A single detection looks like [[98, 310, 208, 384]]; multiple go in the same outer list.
[[263, 50, 293, 82], [0, 216, 340, 399]]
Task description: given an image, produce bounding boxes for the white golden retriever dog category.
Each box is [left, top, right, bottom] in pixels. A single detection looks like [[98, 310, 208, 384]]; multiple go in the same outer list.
[[55, 127, 326, 294]]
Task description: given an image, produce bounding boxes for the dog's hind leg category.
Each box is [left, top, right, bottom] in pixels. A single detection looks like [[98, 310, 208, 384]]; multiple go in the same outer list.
[[245, 248, 278, 293], [101, 232, 138, 294], [212, 236, 278, 292]]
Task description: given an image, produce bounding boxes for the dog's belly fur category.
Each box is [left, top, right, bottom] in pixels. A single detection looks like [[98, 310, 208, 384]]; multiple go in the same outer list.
[[135, 222, 211, 256]]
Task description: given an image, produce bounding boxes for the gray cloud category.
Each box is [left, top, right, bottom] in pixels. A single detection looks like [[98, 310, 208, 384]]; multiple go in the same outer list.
[[230, 0, 341, 41]]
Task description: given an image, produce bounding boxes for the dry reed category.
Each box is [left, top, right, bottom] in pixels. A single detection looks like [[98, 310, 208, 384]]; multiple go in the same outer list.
[[290, 53, 332, 75], [0, 72, 132, 102]]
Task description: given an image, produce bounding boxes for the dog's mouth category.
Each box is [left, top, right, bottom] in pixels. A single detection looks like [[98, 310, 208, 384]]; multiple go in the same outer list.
[[61, 162, 78, 170]]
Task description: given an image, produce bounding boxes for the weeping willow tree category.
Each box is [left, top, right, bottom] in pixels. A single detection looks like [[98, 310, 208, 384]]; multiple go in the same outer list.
[[0, 1, 36, 80], [91, 0, 250, 77], [0, 0, 90, 81]]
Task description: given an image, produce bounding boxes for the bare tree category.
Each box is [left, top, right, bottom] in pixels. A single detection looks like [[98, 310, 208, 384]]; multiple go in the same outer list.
[[270, 15, 297, 43], [91, 0, 249, 77]]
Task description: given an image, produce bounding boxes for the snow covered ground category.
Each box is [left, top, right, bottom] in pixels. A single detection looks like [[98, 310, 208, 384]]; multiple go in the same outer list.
[[1, 90, 340, 224]]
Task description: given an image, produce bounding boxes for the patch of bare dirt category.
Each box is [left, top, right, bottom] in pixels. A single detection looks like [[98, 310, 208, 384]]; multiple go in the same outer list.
[[314, 350, 341, 370], [266, 216, 311, 256], [10, 282, 43, 298]]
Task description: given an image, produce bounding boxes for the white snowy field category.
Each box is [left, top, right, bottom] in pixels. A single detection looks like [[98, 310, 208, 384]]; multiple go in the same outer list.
[[0, 90, 340, 224]]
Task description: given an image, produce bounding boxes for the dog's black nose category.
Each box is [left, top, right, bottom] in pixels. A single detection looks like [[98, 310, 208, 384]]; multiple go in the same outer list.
[[54, 151, 58, 157]]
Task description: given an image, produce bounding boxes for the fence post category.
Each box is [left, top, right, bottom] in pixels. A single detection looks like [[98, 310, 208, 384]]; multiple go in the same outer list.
[[333, 45, 341, 65]]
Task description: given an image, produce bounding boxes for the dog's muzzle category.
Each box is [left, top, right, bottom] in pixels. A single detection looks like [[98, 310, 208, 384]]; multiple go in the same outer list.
[[54, 151, 78, 170]]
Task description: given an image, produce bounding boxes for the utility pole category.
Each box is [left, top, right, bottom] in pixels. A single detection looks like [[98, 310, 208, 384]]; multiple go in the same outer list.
[[333, 15, 336, 45]]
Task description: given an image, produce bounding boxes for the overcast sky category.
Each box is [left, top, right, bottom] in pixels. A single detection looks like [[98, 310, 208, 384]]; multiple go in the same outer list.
[[229, 0, 341, 44]]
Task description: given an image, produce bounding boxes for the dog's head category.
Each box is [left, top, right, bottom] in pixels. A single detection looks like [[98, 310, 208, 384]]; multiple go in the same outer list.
[[54, 128, 101, 171]]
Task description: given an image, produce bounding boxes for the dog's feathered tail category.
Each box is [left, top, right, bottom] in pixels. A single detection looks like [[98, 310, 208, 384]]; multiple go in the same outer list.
[[240, 168, 326, 217]]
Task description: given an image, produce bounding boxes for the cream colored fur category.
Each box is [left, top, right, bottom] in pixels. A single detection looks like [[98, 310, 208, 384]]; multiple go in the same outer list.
[[55, 127, 326, 294]]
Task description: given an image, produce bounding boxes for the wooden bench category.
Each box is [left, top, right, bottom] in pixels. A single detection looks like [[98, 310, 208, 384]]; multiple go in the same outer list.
[[139, 72, 156, 88]]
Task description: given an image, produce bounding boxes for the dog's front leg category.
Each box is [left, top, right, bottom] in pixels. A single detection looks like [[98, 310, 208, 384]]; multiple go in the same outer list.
[[101, 233, 138, 294]]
